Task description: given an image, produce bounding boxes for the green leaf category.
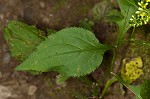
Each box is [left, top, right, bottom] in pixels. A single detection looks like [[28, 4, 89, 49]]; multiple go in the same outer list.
[[117, 0, 138, 44], [140, 80, 150, 99], [16, 27, 111, 81], [3, 20, 46, 61], [113, 73, 150, 99], [112, 72, 142, 99], [117, 0, 137, 16], [128, 85, 142, 99], [106, 10, 124, 22]]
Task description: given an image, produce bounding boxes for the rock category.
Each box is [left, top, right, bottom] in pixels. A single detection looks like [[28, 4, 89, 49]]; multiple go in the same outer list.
[[0, 85, 11, 99], [49, 14, 53, 17], [28, 85, 37, 96], [3, 53, 11, 64]]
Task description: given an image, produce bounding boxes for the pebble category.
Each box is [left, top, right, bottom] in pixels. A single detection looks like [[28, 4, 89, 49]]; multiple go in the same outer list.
[[3, 53, 11, 64], [39, 2, 45, 8], [0, 14, 4, 20], [28, 85, 37, 96], [42, 17, 49, 24], [49, 14, 53, 17]]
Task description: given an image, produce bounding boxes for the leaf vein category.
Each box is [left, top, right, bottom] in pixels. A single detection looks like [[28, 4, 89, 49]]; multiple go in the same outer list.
[[74, 36, 97, 48]]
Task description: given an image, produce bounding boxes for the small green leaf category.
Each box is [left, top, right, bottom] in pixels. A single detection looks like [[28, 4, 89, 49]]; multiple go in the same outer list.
[[106, 10, 124, 22], [117, 0, 137, 16], [112, 72, 142, 99], [140, 80, 150, 99], [128, 85, 142, 99], [47, 29, 57, 35], [3, 20, 46, 61], [79, 18, 94, 31], [113, 73, 150, 99], [92, 0, 112, 20], [16, 27, 111, 81]]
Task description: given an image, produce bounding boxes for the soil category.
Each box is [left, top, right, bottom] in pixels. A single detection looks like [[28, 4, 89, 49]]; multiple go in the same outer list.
[[0, 0, 146, 99]]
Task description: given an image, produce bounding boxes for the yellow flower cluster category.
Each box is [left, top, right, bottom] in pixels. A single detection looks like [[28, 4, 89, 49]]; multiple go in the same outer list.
[[146, 0, 150, 2], [130, 0, 150, 27], [121, 57, 143, 84]]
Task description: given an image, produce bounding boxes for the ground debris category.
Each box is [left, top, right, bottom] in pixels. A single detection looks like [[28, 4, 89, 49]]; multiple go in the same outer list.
[[28, 85, 37, 96]]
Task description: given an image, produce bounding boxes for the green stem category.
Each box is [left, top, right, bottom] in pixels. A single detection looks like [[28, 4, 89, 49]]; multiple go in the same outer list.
[[110, 47, 117, 72], [130, 27, 135, 40], [114, 27, 135, 71], [134, 40, 150, 48], [100, 76, 117, 98], [100, 47, 117, 98]]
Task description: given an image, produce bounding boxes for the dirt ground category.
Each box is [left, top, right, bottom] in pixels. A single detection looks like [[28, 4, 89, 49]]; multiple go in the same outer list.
[[0, 0, 143, 99]]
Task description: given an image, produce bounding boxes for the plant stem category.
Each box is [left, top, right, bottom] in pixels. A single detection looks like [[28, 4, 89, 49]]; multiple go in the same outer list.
[[100, 76, 117, 98], [130, 27, 135, 40], [110, 47, 117, 72]]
